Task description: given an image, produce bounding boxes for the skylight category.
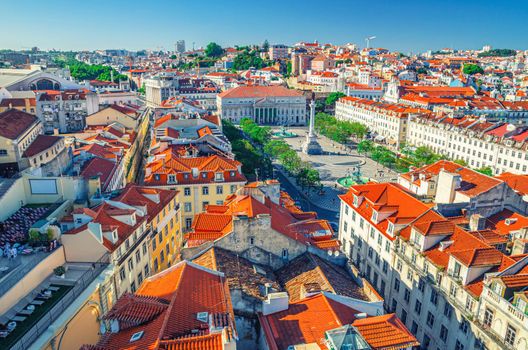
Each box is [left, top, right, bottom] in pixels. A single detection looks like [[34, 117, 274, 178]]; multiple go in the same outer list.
[[130, 330, 144, 342]]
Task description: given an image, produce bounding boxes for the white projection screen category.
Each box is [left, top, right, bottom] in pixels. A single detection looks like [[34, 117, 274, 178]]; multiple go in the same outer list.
[[29, 179, 58, 194]]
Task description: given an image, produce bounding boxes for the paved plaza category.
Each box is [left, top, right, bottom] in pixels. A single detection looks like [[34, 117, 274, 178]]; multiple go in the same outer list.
[[272, 126, 398, 213]]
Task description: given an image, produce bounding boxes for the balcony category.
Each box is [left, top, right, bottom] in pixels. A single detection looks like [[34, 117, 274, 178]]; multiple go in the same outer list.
[[3, 254, 110, 350]]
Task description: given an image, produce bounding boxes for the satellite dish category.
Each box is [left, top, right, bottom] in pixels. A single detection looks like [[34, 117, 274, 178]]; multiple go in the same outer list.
[[334, 250, 340, 257], [327, 249, 333, 256]]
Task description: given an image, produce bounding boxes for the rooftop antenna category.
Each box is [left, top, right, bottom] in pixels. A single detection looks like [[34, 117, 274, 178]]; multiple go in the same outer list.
[[365, 36, 376, 49]]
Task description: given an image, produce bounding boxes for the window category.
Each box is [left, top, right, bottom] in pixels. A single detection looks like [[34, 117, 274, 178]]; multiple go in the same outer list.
[[0, 150, 7, 156], [144, 264, 150, 277], [411, 321, 418, 334], [465, 296, 474, 311], [426, 311, 435, 328], [202, 186, 209, 195], [130, 281, 136, 293], [396, 259, 402, 272], [394, 278, 400, 292], [404, 288, 410, 303], [455, 340, 464, 350], [443, 303, 452, 319], [168, 174, 176, 183], [185, 218, 192, 229], [119, 267, 126, 281], [184, 202, 192, 212], [430, 289, 438, 305], [202, 201, 209, 210], [230, 185, 237, 193], [216, 185, 223, 195], [184, 187, 191, 196], [391, 298, 397, 312], [505, 324, 517, 347], [450, 282, 458, 298], [414, 300, 422, 315], [135, 250, 141, 263], [128, 259, 134, 272], [422, 334, 431, 349], [142, 243, 147, 255], [160, 250, 165, 263], [382, 261, 388, 273], [401, 309, 407, 324], [483, 308, 493, 327], [418, 278, 425, 293], [459, 320, 469, 334], [440, 325, 448, 342], [282, 249, 288, 259], [137, 271, 143, 285]]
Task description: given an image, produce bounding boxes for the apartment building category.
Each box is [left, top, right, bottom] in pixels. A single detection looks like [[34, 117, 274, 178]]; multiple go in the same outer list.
[[268, 44, 289, 60], [338, 177, 528, 350], [143, 150, 246, 230], [80, 260, 238, 350], [36, 90, 91, 133], [407, 114, 528, 174], [0, 109, 43, 176], [112, 184, 182, 273], [61, 202, 151, 297], [335, 96, 416, 148], [145, 72, 219, 109]]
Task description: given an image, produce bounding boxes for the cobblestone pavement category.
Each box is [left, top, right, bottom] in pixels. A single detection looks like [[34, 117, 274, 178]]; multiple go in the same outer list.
[[271, 127, 399, 213]]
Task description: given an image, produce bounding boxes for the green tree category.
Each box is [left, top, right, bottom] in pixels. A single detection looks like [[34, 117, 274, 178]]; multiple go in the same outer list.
[[463, 64, 484, 75], [325, 92, 346, 106], [453, 159, 468, 166], [478, 49, 516, 58], [262, 39, 270, 52], [475, 166, 493, 176], [264, 140, 290, 159], [357, 140, 374, 155], [205, 42, 224, 58], [137, 83, 146, 95], [233, 50, 265, 70]]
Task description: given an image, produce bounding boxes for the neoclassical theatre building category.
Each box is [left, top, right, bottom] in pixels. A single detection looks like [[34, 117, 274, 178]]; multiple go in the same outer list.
[[217, 85, 307, 125]]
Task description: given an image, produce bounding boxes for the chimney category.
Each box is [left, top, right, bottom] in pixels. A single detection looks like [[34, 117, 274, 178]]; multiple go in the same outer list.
[[262, 292, 289, 316], [469, 214, 486, 231], [435, 170, 461, 204]]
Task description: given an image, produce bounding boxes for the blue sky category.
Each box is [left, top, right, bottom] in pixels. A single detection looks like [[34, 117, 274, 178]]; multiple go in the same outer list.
[[1, 0, 527, 53]]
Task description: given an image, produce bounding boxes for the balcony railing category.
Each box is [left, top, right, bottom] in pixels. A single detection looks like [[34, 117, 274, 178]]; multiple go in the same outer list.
[[9, 254, 110, 350]]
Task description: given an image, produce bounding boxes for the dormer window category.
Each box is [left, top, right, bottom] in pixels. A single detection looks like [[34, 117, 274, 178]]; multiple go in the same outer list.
[[215, 172, 224, 181], [387, 222, 394, 235], [202, 173, 207, 179], [113, 230, 118, 242], [230, 171, 236, 177], [371, 211, 378, 223], [353, 195, 359, 207], [168, 174, 176, 183], [154, 174, 160, 181]]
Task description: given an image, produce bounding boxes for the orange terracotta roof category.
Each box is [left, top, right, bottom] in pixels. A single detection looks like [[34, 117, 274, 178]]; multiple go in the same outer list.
[[218, 85, 302, 99], [352, 313, 420, 350], [496, 172, 528, 196], [451, 247, 504, 267], [83, 261, 235, 350], [259, 293, 359, 350]]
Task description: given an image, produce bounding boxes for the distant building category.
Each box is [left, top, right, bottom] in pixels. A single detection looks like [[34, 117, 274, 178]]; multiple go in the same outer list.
[[269, 44, 289, 60], [36, 90, 92, 133], [217, 85, 307, 125], [176, 39, 186, 54]]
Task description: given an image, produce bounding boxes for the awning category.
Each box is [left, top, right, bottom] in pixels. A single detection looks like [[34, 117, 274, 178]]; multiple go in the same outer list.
[[374, 135, 385, 142]]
